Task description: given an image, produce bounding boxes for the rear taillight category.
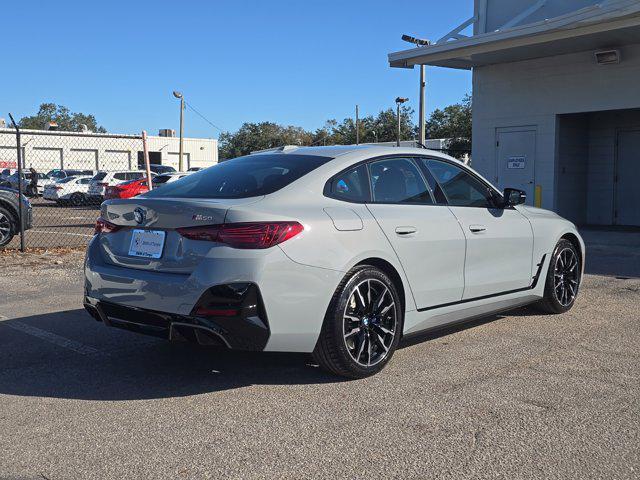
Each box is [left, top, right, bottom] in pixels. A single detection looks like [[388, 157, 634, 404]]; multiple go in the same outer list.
[[94, 217, 121, 235], [177, 222, 304, 249], [54, 186, 63, 190]]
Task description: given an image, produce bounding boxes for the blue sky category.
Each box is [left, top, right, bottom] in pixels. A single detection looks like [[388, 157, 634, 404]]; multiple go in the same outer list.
[[4, 0, 472, 138]]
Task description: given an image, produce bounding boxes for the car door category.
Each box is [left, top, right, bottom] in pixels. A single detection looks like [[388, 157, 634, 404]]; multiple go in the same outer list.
[[365, 157, 466, 309], [421, 158, 534, 300]]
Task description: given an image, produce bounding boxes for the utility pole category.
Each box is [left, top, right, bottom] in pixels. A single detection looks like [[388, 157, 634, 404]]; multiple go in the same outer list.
[[395, 97, 409, 147], [173, 91, 185, 171], [355, 105, 360, 145], [419, 65, 426, 145], [8, 114, 24, 252]]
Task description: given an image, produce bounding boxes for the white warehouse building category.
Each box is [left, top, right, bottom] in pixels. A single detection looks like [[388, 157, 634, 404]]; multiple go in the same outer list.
[[0, 128, 218, 172], [389, 0, 640, 227]]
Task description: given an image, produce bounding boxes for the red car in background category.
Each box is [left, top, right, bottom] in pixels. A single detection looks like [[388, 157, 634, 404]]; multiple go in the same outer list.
[[104, 177, 151, 200]]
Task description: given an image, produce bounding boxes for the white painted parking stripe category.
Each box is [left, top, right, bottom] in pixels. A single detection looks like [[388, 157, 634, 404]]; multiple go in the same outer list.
[[30, 229, 94, 238], [6, 321, 100, 355]]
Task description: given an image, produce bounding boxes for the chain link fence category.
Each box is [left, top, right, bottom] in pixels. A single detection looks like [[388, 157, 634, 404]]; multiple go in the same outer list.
[[0, 128, 146, 249]]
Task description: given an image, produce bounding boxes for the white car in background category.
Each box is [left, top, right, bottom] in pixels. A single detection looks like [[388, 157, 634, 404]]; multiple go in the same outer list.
[[151, 171, 192, 189], [87, 171, 152, 203], [43, 175, 93, 206]]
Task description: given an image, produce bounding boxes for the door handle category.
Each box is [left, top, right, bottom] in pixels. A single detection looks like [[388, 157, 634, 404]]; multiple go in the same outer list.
[[469, 224, 486, 233], [395, 226, 417, 235]]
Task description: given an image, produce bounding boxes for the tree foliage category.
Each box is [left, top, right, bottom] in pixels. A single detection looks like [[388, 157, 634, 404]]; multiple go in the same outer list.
[[424, 94, 471, 156], [19, 103, 107, 133], [219, 106, 416, 159]]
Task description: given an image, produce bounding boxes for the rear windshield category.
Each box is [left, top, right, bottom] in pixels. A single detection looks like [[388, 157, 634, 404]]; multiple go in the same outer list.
[[153, 175, 172, 184], [92, 172, 107, 181], [142, 153, 333, 199]]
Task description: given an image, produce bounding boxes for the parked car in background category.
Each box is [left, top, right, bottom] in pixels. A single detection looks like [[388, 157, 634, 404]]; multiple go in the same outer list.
[[43, 175, 93, 206], [0, 172, 49, 196], [46, 169, 96, 182], [87, 171, 152, 203], [0, 186, 32, 247], [187, 167, 202, 172], [151, 172, 191, 189], [104, 177, 152, 200], [85, 145, 584, 378], [149, 165, 176, 174], [0, 169, 17, 181]]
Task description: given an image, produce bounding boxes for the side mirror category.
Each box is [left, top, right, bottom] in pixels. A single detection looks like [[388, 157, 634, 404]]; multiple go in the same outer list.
[[502, 188, 526, 207]]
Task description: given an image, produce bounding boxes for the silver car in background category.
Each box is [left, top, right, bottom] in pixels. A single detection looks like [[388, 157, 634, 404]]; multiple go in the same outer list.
[[84, 146, 584, 378]]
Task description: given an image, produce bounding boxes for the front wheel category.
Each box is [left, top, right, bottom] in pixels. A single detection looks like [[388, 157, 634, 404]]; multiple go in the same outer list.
[[536, 239, 581, 314], [313, 265, 402, 378]]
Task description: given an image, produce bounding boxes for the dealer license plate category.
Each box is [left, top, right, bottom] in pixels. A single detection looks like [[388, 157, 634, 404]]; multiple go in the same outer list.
[[128, 229, 165, 259]]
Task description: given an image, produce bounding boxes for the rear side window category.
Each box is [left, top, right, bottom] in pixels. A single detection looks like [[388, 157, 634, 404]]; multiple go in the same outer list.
[[78, 178, 91, 184], [426, 159, 495, 208], [114, 173, 127, 180], [326, 164, 370, 202], [92, 172, 107, 182], [127, 172, 144, 180], [153, 175, 171, 184], [369, 158, 433, 204], [143, 153, 333, 199]]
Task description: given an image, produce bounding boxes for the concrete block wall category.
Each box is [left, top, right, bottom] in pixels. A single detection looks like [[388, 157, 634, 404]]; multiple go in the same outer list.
[[472, 43, 640, 217]]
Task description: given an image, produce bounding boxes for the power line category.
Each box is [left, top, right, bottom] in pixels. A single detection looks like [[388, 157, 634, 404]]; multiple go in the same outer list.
[[184, 101, 225, 133]]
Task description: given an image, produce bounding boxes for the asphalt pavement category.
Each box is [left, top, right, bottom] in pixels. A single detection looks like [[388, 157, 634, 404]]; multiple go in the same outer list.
[[0, 231, 638, 479]]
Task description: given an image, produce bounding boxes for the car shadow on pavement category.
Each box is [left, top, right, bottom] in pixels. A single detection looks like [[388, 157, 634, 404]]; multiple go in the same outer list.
[[0, 309, 342, 401]]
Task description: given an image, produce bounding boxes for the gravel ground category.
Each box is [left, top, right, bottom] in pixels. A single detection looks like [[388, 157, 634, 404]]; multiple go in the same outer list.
[[0, 232, 638, 479]]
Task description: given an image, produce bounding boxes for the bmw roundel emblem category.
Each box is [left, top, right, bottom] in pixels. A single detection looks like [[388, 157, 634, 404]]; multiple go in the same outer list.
[[133, 207, 146, 225]]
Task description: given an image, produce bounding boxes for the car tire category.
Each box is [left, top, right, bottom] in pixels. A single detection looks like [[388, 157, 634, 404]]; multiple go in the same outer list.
[[536, 239, 581, 314], [70, 193, 83, 207], [0, 205, 15, 248], [313, 265, 403, 379]]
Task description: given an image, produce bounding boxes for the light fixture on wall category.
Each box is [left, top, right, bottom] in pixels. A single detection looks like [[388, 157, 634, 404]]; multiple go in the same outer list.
[[594, 49, 620, 65]]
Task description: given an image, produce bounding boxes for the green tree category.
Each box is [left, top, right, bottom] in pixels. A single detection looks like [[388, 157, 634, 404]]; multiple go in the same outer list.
[[219, 122, 312, 159], [18, 103, 107, 133], [424, 94, 471, 158]]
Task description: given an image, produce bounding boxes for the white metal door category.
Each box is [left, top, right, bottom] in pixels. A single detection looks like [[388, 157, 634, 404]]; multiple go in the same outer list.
[[616, 130, 640, 226], [496, 128, 536, 204]]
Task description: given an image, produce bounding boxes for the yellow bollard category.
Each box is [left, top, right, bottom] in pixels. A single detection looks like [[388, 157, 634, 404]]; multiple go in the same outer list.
[[534, 185, 542, 208]]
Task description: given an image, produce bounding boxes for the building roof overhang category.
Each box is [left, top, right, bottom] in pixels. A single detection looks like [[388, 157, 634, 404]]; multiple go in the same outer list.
[[388, 1, 640, 70]]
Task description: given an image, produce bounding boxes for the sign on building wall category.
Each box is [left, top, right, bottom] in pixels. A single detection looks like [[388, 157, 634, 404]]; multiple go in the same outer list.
[[507, 156, 526, 169]]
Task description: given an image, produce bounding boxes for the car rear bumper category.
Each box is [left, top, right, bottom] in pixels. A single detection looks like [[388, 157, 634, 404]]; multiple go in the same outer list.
[[83, 235, 343, 352], [84, 282, 270, 350]]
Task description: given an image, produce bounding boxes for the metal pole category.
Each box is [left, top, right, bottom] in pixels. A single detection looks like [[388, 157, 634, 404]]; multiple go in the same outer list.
[[419, 65, 426, 145], [396, 103, 401, 147], [142, 131, 153, 190], [355, 105, 359, 145], [178, 97, 185, 171], [8, 114, 25, 252]]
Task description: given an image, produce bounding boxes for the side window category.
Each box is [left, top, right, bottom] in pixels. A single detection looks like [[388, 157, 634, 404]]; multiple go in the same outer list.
[[369, 158, 433, 204], [327, 164, 370, 202], [114, 172, 127, 181], [79, 178, 91, 184], [425, 159, 495, 208]]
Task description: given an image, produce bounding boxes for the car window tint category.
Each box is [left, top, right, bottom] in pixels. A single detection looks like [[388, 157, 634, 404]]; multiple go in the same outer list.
[[328, 164, 370, 202], [426, 159, 494, 208], [78, 178, 91, 184], [369, 158, 432, 204], [114, 173, 127, 180], [143, 154, 333, 199], [130, 172, 144, 180], [92, 172, 107, 181], [415, 159, 448, 204]]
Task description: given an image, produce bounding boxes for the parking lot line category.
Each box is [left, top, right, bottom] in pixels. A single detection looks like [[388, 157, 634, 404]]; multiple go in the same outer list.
[[6, 321, 100, 356]]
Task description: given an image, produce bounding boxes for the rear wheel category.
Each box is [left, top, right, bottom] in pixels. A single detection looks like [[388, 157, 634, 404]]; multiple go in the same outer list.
[[70, 193, 83, 206], [536, 239, 581, 314], [0, 206, 15, 247], [313, 265, 402, 378]]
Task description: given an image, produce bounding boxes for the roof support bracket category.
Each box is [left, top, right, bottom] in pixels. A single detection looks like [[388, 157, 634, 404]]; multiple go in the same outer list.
[[499, 0, 547, 31], [437, 15, 477, 44]]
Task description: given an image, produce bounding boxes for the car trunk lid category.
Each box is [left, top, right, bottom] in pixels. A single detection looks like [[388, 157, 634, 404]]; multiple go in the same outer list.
[[98, 196, 263, 273]]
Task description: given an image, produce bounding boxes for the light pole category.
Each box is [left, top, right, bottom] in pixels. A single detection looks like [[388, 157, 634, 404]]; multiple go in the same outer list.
[[395, 97, 409, 146], [173, 91, 185, 171], [401, 35, 431, 145]]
